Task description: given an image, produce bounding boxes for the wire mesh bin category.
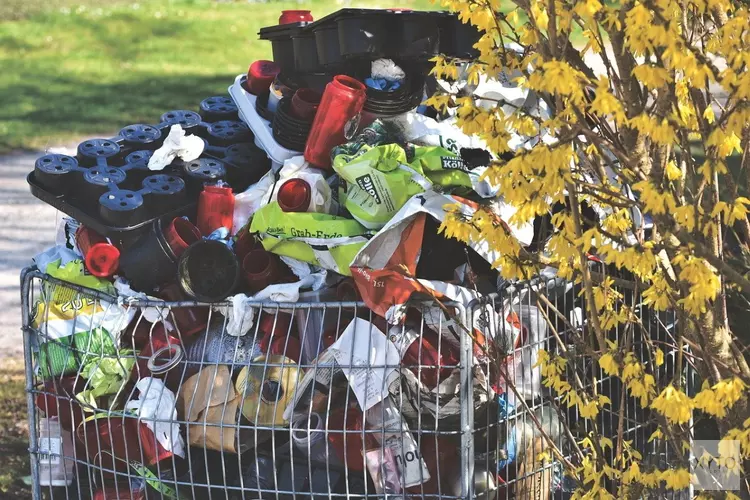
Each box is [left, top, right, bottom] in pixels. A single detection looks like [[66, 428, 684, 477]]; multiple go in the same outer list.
[[21, 266, 688, 500]]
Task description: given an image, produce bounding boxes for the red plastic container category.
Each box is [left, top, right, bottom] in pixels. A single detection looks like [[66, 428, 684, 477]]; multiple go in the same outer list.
[[77, 416, 172, 470], [75, 226, 120, 278], [304, 75, 367, 169], [279, 9, 313, 24], [197, 185, 235, 236], [93, 484, 146, 500], [242, 250, 280, 294], [35, 377, 85, 433], [277, 178, 311, 213], [247, 60, 281, 95], [290, 88, 321, 121], [157, 283, 209, 339], [234, 228, 261, 263], [327, 406, 377, 472], [268, 335, 301, 363], [163, 217, 202, 259], [401, 328, 459, 389]]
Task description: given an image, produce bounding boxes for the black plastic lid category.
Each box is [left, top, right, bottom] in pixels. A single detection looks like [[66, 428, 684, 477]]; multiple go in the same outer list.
[[259, 22, 311, 41]]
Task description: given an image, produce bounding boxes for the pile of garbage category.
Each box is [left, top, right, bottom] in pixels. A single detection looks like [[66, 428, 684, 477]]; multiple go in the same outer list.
[[26, 8, 581, 500]]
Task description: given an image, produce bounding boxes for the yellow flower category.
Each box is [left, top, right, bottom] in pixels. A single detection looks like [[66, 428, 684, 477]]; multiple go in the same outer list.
[[651, 385, 693, 424], [660, 468, 691, 490], [622, 462, 641, 484], [654, 348, 664, 367], [665, 160, 682, 181], [599, 353, 620, 376], [702, 105, 716, 124]]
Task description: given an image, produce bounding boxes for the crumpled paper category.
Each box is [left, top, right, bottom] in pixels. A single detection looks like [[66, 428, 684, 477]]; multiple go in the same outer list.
[[147, 125, 204, 171], [125, 378, 185, 457]]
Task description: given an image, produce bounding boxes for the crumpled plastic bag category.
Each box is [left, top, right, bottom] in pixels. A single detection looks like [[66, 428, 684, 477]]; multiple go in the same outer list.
[[249, 202, 371, 275], [147, 125, 204, 171], [75, 350, 135, 408], [409, 146, 473, 193], [223, 268, 327, 337], [125, 378, 185, 457], [38, 327, 119, 378], [333, 143, 431, 229]]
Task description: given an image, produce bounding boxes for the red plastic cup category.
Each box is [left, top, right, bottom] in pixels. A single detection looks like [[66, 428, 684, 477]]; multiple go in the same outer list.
[[279, 9, 313, 24], [268, 335, 301, 364], [242, 250, 280, 294], [247, 60, 281, 95], [277, 178, 311, 213], [327, 406, 377, 472], [197, 185, 235, 236], [304, 75, 367, 169], [163, 217, 202, 259], [234, 229, 261, 263], [157, 283, 209, 340], [290, 88, 321, 121]]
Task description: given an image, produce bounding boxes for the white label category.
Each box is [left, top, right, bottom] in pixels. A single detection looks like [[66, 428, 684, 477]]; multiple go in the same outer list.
[[382, 420, 431, 488], [39, 437, 62, 466]]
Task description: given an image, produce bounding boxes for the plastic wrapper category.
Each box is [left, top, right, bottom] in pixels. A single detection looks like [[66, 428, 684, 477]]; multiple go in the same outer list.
[[250, 202, 371, 275]]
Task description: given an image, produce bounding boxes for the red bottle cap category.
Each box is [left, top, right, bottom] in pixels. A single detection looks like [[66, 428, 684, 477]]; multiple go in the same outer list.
[[247, 60, 281, 96], [85, 242, 120, 278], [277, 178, 311, 213], [163, 217, 202, 259]]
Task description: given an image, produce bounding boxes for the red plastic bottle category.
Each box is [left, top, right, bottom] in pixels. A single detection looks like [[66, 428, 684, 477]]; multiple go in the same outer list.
[[197, 184, 235, 236], [277, 178, 311, 212], [75, 226, 120, 278], [304, 75, 367, 169]]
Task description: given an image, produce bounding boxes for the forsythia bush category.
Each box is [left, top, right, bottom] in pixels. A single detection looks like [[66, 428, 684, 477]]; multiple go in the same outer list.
[[430, 0, 750, 496]]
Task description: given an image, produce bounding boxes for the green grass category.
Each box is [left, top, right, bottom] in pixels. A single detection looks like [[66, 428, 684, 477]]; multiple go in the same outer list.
[[0, 359, 30, 497], [0, 0, 436, 154]]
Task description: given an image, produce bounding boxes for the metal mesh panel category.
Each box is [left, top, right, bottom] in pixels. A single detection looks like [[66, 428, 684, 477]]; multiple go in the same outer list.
[[21, 266, 689, 499]]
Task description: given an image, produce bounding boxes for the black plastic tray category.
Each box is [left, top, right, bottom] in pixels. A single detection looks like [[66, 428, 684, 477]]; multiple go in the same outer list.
[[28, 95, 270, 247]]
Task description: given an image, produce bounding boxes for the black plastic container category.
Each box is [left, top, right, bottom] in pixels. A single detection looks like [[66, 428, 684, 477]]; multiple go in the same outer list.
[[398, 10, 444, 58], [337, 10, 392, 58], [439, 14, 481, 58], [300, 73, 335, 95], [259, 22, 311, 73], [177, 240, 240, 302], [27, 98, 255, 246], [200, 96, 239, 123], [313, 24, 342, 67], [119, 219, 182, 292], [272, 99, 312, 151], [292, 32, 320, 73]]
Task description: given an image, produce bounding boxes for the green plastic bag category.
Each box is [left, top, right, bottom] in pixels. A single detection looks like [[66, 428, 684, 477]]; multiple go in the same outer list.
[[249, 202, 371, 276], [333, 144, 432, 229], [38, 327, 119, 378], [409, 146, 473, 193]]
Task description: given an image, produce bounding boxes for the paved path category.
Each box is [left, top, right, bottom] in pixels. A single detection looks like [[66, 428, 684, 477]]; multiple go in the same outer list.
[[0, 146, 77, 358]]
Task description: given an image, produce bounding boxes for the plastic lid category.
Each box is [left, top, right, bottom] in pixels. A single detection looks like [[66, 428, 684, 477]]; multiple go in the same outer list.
[[164, 217, 202, 259], [85, 243, 120, 278], [277, 178, 311, 213]]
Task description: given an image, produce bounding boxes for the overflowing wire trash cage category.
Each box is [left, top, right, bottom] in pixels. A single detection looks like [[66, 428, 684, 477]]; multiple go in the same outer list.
[[21, 266, 688, 500]]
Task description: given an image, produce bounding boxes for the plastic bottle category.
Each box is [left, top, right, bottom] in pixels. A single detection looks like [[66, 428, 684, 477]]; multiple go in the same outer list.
[[304, 75, 367, 169], [277, 178, 312, 213], [197, 184, 235, 236], [38, 417, 75, 486]]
